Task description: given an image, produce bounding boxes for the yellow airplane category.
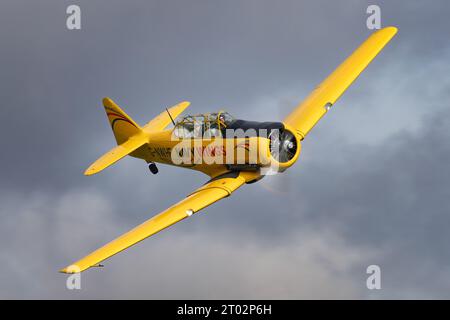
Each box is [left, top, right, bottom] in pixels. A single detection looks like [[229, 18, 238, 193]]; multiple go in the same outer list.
[[61, 26, 397, 273]]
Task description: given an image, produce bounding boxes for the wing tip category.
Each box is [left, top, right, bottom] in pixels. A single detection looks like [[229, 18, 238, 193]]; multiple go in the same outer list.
[[379, 26, 398, 37], [84, 165, 98, 176], [59, 264, 82, 274], [385, 25, 398, 32]]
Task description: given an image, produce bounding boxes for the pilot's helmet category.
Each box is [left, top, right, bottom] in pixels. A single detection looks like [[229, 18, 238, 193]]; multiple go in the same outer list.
[[218, 114, 226, 127]]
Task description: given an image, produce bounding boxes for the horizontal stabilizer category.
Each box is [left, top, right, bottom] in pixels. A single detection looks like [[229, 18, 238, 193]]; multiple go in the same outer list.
[[84, 134, 148, 176], [143, 101, 190, 132]]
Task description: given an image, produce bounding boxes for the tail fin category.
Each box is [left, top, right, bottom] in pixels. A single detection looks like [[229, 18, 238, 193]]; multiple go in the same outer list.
[[103, 97, 142, 144]]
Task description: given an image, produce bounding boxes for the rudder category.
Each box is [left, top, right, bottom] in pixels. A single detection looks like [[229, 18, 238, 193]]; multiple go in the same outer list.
[[103, 97, 141, 144]]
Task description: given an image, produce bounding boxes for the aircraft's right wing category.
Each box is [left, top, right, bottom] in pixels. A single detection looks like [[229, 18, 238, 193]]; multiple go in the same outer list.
[[60, 171, 259, 273], [284, 26, 397, 139]]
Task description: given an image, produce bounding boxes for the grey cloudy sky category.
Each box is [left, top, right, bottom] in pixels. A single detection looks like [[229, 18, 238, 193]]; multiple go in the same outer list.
[[1, 0, 450, 299]]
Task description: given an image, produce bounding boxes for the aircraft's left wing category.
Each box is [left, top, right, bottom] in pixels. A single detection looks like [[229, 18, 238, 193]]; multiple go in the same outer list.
[[60, 171, 258, 273]]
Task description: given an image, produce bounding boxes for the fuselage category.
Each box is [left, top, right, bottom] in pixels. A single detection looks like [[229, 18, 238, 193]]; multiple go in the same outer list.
[[131, 118, 301, 178]]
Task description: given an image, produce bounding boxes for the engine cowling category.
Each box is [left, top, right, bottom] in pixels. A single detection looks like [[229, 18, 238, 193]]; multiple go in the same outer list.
[[266, 126, 301, 171]]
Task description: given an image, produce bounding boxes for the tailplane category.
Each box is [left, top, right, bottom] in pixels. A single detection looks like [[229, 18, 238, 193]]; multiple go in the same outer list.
[[84, 133, 148, 176], [85, 98, 190, 176]]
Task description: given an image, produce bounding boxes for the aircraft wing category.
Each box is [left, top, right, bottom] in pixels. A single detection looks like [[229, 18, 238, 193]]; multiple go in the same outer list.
[[60, 172, 256, 273], [284, 26, 397, 139]]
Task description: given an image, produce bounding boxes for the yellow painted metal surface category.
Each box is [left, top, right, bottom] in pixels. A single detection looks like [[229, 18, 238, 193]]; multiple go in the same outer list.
[[284, 26, 397, 139], [84, 133, 149, 176], [103, 97, 142, 145], [143, 101, 190, 132]]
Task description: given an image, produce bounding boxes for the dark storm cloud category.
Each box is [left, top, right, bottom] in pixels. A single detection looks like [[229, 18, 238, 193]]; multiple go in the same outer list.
[[1, 0, 450, 298]]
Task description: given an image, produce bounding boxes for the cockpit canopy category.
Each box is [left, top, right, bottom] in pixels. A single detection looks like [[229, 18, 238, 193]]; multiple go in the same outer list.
[[173, 111, 235, 138]]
